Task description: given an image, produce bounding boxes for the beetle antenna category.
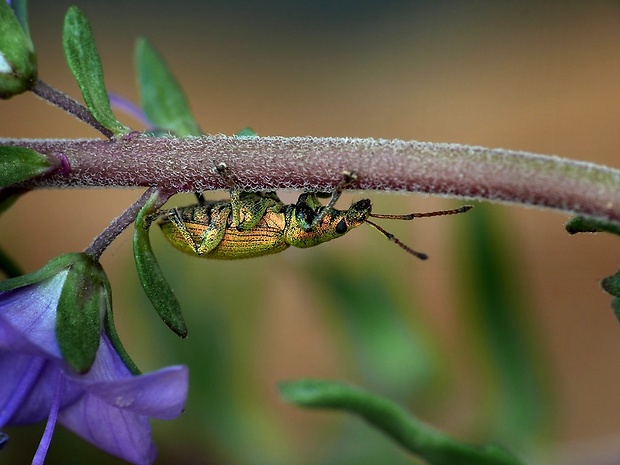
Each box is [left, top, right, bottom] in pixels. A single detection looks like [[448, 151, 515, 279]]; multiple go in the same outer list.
[[364, 219, 428, 260], [369, 205, 473, 220]]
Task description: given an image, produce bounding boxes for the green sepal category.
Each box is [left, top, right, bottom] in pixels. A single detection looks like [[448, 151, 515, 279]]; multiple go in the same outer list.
[[103, 301, 140, 376], [0, 252, 82, 291], [62, 6, 129, 136], [565, 216, 620, 236], [135, 37, 201, 137], [236, 127, 257, 137], [0, 145, 51, 187], [56, 255, 108, 373], [0, 0, 37, 99], [133, 190, 187, 338], [280, 379, 523, 465], [9, 0, 33, 50]]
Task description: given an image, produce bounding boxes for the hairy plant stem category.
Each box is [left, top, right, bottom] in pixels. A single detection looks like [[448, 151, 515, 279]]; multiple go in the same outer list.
[[3, 135, 619, 222], [85, 187, 168, 259], [30, 80, 114, 139]]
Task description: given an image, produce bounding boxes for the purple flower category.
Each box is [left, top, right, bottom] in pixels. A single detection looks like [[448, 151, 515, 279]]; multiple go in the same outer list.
[[0, 258, 189, 464]]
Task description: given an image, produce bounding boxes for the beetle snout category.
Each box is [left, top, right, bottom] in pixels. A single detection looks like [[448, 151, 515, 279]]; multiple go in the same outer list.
[[352, 199, 371, 212]]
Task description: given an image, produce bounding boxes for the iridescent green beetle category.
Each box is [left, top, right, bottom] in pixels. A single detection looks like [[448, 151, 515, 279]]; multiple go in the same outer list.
[[153, 165, 472, 260]]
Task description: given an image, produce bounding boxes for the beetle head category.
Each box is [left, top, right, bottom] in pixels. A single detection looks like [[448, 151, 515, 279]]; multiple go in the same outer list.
[[286, 198, 372, 249]]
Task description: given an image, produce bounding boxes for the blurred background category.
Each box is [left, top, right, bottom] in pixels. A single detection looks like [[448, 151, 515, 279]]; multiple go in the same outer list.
[[1, 1, 620, 464]]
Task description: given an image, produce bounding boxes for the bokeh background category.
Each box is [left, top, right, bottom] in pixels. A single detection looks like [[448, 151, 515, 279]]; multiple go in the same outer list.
[[1, 1, 620, 464]]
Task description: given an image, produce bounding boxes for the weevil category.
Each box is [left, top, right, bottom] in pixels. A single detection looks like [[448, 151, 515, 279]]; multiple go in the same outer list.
[[150, 165, 472, 260]]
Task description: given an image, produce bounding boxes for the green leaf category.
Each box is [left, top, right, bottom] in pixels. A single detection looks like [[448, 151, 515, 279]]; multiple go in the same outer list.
[[62, 6, 129, 136], [135, 37, 201, 136], [603, 270, 620, 325], [455, 204, 550, 447], [56, 256, 108, 373], [0, 0, 37, 98], [0, 145, 51, 187], [308, 256, 439, 396], [280, 379, 523, 465], [565, 216, 620, 236], [133, 190, 187, 338]]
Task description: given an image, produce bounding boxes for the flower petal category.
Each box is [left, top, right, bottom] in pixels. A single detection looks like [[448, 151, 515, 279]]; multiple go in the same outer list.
[[0, 353, 82, 426], [69, 334, 189, 419], [58, 393, 156, 465], [0, 272, 67, 359]]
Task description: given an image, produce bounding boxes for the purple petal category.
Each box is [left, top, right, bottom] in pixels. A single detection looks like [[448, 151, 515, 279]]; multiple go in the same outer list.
[[0, 354, 82, 426], [0, 272, 66, 359], [31, 373, 63, 465], [59, 393, 156, 465], [108, 93, 152, 129], [69, 334, 189, 419]]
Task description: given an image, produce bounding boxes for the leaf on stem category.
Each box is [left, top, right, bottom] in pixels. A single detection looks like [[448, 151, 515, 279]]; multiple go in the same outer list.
[[0, 145, 51, 187], [133, 190, 187, 338], [279, 379, 524, 465], [62, 6, 129, 136], [565, 216, 620, 236], [135, 37, 201, 137]]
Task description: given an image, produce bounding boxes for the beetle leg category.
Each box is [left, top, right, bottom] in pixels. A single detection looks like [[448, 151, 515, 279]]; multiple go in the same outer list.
[[311, 171, 358, 228], [194, 192, 206, 204], [165, 208, 200, 253]]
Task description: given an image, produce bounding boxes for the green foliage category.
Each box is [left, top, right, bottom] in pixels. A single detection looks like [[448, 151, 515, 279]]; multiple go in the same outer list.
[[62, 6, 129, 136], [455, 205, 551, 450], [280, 379, 523, 465], [602, 270, 620, 322], [566, 216, 620, 317], [0, 0, 36, 98], [0, 145, 50, 187], [565, 216, 620, 236], [133, 190, 187, 338], [135, 37, 201, 136], [308, 256, 440, 396]]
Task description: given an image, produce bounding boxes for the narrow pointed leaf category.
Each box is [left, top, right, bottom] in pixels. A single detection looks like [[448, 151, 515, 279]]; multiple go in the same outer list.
[[602, 269, 620, 320], [133, 191, 187, 338], [0, 0, 36, 98], [602, 270, 620, 298], [565, 216, 620, 236], [135, 37, 201, 137], [56, 258, 107, 373], [0, 145, 51, 187], [62, 6, 129, 136], [280, 379, 523, 465], [455, 205, 550, 447]]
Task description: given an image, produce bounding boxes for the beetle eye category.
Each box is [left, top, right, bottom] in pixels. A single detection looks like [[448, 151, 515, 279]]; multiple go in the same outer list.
[[335, 218, 348, 234]]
